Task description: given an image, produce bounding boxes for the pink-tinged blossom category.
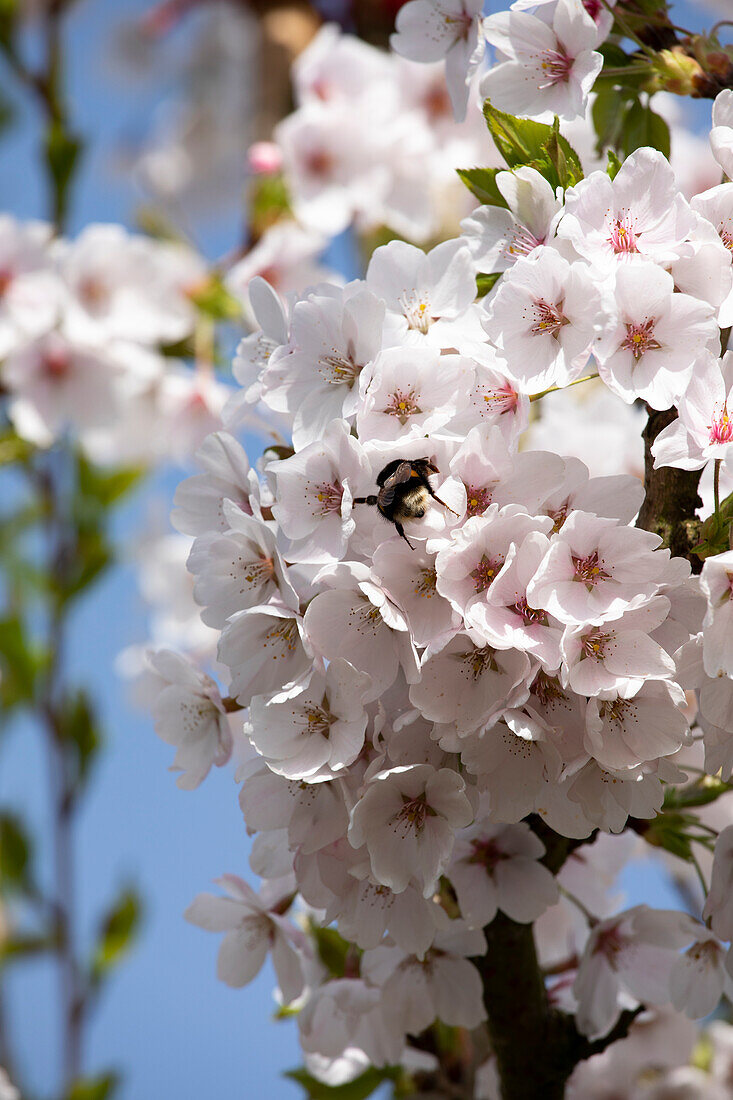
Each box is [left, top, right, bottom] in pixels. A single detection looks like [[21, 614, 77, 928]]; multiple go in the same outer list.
[[443, 427, 566, 521], [574, 906, 701, 1038], [365, 238, 478, 351], [263, 281, 385, 450], [700, 550, 733, 678], [147, 648, 232, 789], [567, 759, 668, 834], [670, 929, 731, 1020], [409, 633, 531, 740], [526, 510, 671, 626], [303, 564, 419, 702], [185, 874, 305, 1002], [2, 330, 137, 449], [435, 504, 553, 621], [239, 765, 349, 854], [541, 456, 646, 530], [584, 680, 689, 772], [703, 826, 733, 942], [357, 347, 470, 443], [188, 500, 298, 628], [594, 263, 718, 410], [691, 187, 733, 322], [269, 419, 371, 564], [0, 216, 59, 358], [218, 605, 313, 707], [361, 924, 487, 1031], [510, 0, 616, 44], [460, 167, 561, 274], [457, 359, 530, 445], [348, 764, 474, 896], [172, 430, 258, 537], [372, 541, 459, 648], [560, 597, 675, 698], [483, 248, 605, 393], [297, 979, 404, 1067], [710, 89, 733, 182], [557, 147, 697, 270], [296, 841, 444, 957], [390, 0, 486, 122], [473, 531, 564, 670], [652, 351, 733, 472], [671, 206, 733, 326], [246, 659, 371, 781], [225, 276, 289, 422], [59, 223, 201, 347], [154, 367, 232, 464], [449, 820, 559, 926], [460, 720, 562, 823], [481, 0, 604, 122]]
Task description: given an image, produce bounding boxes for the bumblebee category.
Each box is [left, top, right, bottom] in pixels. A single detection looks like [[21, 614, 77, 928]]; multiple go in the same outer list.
[[353, 457, 457, 549]]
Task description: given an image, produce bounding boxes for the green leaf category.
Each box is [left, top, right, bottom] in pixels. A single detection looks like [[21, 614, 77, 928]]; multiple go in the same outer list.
[[455, 167, 508, 208], [44, 122, 83, 228], [0, 615, 45, 707], [606, 149, 623, 180], [620, 101, 670, 159], [57, 691, 100, 791], [591, 87, 632, 154], [285, 1067, 399, 1100], [0, 812, 31, 891], [76, 454, 145, 509], [482, 101, 583, 189], [250, 174, 292, 239], [311, 925, 353, 979], [476, 272, 502, 298], [66, 1072, 119, 1100], [91, 888, 142, 984], [0, 426, 32, 466]]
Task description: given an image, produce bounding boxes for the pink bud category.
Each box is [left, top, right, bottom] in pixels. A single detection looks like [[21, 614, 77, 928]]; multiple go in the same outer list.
[[247, 142, 283, 176]]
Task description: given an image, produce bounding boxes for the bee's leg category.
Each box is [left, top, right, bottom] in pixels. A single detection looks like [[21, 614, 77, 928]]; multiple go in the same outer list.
[[427, 486, 460, 517], [394, 521, 416, 550]]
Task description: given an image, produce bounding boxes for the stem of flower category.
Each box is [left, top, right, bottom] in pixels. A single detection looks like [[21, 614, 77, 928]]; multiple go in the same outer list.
[[529, 373, 599, 403], [714, 458, 721, 517]]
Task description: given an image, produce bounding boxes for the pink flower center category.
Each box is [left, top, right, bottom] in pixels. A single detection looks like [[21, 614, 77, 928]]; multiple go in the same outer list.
[[469, 837, 507, 871], [311, 480, 344, 516], [42, 347, 71, 379], [382, 387, 422, 424], [583, 0, 602, 20], [607, 215, 639, 255], [531, 670, 566, 707], [243, 556, 276, 586], [320, 349, 361, 388], [572, 550, 611, 590], [549, 505, 568, 533], [582, 628, 608, 660], [513, 597, 548, 626], [480, 382, 519, 417], [719, 226, 733, 252], [0, 269, 13, 296], [709, 402, 733, 445], [538, 49, 574, 88], [593, 920, 628, 965], [464, 483, 493, 518], [304, 149, 334, 179], [531, 298, 568, 339], [471, 553, 503, 593], [395, 792, 433, 836], [621, 318, 661, 361], [506, 226, 544, 261]]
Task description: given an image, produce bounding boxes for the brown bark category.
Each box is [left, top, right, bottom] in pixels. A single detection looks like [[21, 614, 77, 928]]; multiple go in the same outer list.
[[636, 405, 703, 569]]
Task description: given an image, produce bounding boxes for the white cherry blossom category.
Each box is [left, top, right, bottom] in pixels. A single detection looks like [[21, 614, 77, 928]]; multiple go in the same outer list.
[[348, 764, 474, 896], [710, 89, 733, 182], [481, 0, 604, 122]]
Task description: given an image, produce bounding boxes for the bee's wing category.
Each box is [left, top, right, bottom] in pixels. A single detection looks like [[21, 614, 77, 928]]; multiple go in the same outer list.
[[378, 461, 414, 506]]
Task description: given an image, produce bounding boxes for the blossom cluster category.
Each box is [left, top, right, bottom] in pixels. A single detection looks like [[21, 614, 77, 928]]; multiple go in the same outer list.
[[138, 77, 733, 1082], [128, 1, 733, 1089], [0, 218, 229, 464]]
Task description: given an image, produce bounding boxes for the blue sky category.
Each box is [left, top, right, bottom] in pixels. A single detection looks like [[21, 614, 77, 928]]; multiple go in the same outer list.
[[0, 0, 720, 1096]]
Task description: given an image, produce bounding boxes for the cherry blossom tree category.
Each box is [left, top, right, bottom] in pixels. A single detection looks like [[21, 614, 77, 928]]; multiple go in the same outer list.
[[8, 0, 733, 1098]]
